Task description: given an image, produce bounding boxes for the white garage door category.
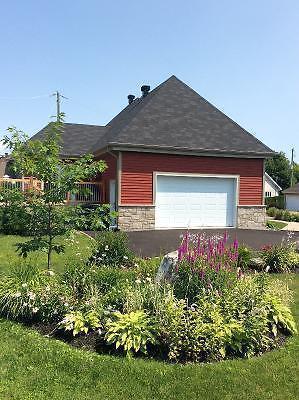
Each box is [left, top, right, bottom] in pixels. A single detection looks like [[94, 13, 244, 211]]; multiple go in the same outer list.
[[155, 175, 237, 228], [286, 195, 299, 211]]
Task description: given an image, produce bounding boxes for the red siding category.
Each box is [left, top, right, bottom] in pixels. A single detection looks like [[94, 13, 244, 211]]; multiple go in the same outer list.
[[121, 152, 263, 205], [96, 152, 117, 202]]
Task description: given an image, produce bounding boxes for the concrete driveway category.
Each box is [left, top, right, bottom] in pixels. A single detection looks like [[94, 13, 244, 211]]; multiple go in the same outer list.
[[125, 228, 299, 257]]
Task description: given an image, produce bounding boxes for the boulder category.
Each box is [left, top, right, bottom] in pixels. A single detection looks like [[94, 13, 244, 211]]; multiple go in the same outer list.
[[156, 250, 178, 283], [249, 257, 265, 271]]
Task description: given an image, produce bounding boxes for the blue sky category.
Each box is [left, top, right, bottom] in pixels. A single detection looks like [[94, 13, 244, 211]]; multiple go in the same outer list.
[[0, 0, 298, 161]]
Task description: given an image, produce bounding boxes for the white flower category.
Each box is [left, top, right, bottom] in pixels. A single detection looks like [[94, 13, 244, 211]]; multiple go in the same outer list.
[[102, 253, 106, 257], [64, 302, 69, 307], [265, 265, 270, 273], [32, 307, 39, 313], [14, 292, 21, 298], [123, 256, 128, 260], [28, 292, 36, 300], [22, 283, 28, 288], [47, 270, 55, 276], [146, 277, 152, 282], [45, 286, 51, 292], [135, 279, 141, 284], [134, 263, 139, 268], [105, 245, 109, 250]]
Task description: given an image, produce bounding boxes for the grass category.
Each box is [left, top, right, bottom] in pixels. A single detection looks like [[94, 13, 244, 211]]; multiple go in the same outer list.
[[266, 220, 288, 230], [0, 232, 94, 274]]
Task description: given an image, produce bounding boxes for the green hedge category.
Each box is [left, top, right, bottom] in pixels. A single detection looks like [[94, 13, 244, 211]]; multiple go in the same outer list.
[[265, 195, 284, 209], [267, 207, 299, 222]]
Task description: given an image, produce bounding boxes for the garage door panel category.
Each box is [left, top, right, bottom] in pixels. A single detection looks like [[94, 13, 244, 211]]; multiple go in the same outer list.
[[155, 175, 236, 228]]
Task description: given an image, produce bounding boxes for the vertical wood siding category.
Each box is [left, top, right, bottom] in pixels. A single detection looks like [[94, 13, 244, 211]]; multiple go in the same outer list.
[[121, 152, 263, 205]]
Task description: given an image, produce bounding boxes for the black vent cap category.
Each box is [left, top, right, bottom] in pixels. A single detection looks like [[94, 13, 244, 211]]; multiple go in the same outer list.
[[127, 94, 135, 104], [141, 85, 150, 97]]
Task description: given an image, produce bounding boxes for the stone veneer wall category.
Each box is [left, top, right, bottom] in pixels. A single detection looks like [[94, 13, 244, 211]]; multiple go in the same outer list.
[[118, 205, 267, 231], [118, 206, 155, 231], [237, 205, 267, 229]]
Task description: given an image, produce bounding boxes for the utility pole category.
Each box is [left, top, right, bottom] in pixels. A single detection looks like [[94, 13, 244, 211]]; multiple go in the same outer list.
[[290, 147, 295, 187], [52, 91, 67, 121]]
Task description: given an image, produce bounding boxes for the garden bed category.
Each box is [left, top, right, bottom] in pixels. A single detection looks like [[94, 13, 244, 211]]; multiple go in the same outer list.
[[0, 231, 297, 364]]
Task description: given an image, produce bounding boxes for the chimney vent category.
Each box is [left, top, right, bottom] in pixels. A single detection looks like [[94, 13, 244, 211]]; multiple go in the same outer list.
[[141, 85, 150, 97], [127, 94, 135, 104]]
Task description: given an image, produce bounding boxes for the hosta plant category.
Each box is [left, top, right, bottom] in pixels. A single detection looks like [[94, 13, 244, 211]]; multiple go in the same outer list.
[[58, 310, 101, 336], [105, 310, 156, 357]]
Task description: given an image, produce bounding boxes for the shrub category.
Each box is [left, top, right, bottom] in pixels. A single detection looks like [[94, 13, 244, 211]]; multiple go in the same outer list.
[[266, 207, 299, 222], [72, 204, 115, 231], [58, 310, 101, 336], [0, 188, 30, 235], [105, 310, 156, 357], [90, 231, 134, 268], [260, 242, 297, 273]]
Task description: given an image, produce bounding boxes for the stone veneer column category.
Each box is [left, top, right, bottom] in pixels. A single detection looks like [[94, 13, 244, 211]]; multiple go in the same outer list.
[[237, 205, 267, 229], [117, 206, 155, 231]]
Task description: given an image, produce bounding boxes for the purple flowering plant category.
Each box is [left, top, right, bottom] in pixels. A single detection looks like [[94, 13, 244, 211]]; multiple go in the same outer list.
[[174, 231, 242, 303]]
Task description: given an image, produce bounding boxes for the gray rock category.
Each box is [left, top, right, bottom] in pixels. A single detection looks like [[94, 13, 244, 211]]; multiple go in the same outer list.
[[249, 257, 265, 271], [156, 250, 178, 283]]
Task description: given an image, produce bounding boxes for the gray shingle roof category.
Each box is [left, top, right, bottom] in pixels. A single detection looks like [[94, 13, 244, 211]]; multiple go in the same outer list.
[[31, 123, 107, 157], [282, 183, 299, 194], [32, 76, 274, 158], [92, 75, 274, 156]]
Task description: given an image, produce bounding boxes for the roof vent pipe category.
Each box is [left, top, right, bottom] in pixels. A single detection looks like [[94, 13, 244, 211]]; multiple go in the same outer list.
[[127, 94, 135, 104], [141, 85, 150, 97]]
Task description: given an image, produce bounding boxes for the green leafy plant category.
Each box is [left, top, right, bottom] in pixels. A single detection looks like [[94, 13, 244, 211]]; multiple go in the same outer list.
[[105, 310, 156, 357], [58, 310, 101, 336], [90, 231, 134, 268]]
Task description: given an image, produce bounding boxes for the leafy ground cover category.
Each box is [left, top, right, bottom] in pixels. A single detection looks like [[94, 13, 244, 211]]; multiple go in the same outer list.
[[0, 232, 93, 274], [0, 274, 298, 400]]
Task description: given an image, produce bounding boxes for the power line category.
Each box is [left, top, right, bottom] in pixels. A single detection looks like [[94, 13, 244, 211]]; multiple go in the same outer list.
[[0, 94, 52, 100]]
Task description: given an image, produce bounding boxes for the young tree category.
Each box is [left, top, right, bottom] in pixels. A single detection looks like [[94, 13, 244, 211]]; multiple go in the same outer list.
[[3, 116, 107, 269]]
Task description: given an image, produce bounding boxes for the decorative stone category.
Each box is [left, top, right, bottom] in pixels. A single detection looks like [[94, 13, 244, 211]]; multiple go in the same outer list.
[[118, 206, 155, 231], [249, 257, 265, 271], [237, 206, 267, 230], [156, 250, 178, 283]]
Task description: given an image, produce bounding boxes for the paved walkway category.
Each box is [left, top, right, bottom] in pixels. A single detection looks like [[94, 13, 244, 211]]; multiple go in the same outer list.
[[282, 221, 299, 231], [125, 229, 299, 257]]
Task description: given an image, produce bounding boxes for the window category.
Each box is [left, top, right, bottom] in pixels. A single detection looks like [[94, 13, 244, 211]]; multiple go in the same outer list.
[[265, 191, 272, 197]]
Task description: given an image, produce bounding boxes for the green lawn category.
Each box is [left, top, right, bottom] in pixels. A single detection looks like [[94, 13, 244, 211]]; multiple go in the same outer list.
[[0, 232, 94, 274], [0, 273, 298, 398]]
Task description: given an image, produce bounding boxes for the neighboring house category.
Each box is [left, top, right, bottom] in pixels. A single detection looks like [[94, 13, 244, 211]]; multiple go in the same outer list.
[[32, 75, 275, 230], [264, 172, 281, 198], [282, 183, 299, 211], [0, 154, 11, 178]]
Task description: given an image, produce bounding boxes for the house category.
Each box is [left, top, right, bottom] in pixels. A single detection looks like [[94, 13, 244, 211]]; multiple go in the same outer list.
[[264, 172, 281, 198], [282, 183, 299, 211], [32, 75, 275, 230]]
